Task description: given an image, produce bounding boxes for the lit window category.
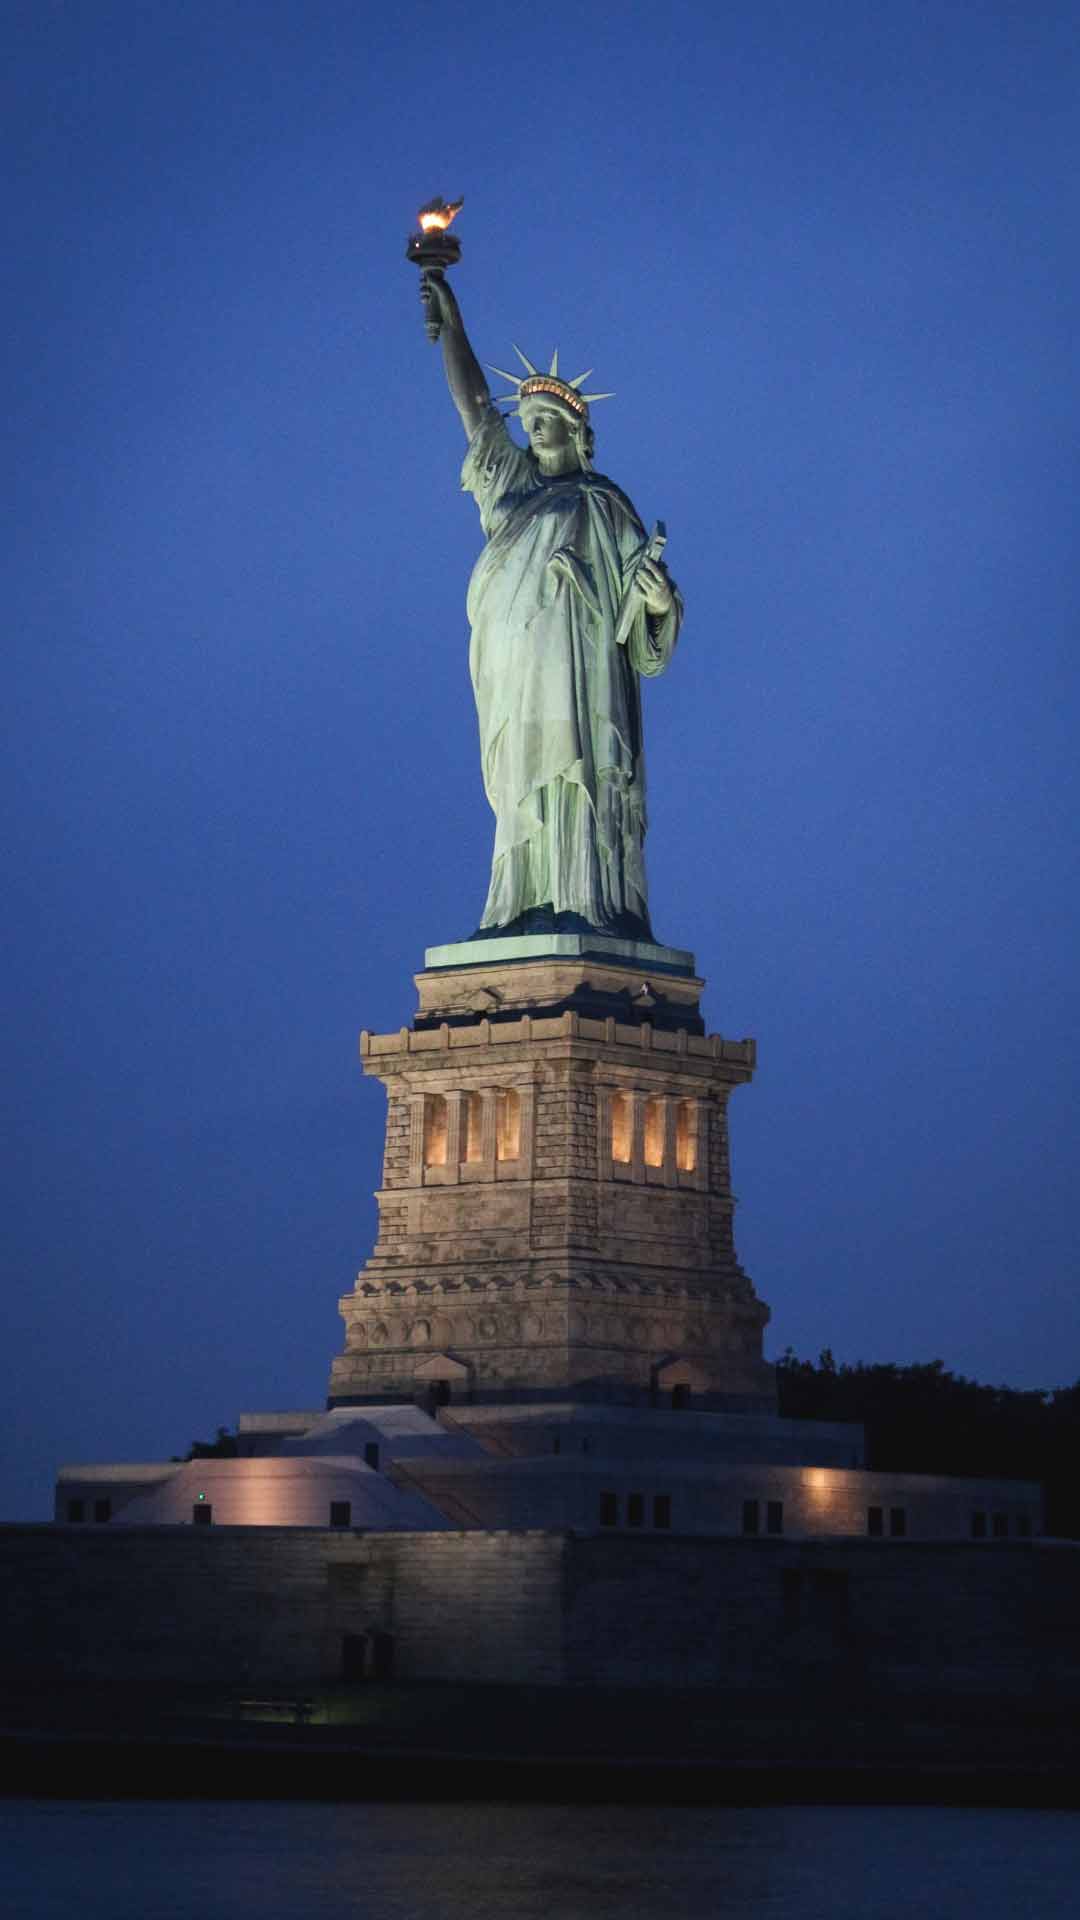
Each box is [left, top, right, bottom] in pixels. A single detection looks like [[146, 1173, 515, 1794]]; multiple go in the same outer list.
[[462, 1090, 483, 1163], [611, 1091, 632, 1164], [643, 1097, 664, 1167], [423, 1094, 448, 1167], [496, 1087, 521, 1161], [675, 1099, 697, 1172]]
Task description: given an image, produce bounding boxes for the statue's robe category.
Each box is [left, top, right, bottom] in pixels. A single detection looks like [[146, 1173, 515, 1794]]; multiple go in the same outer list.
[[462, 408, 681, 934]]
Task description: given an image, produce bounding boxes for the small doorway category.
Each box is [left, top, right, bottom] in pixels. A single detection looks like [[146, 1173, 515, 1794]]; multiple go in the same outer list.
[[342, 1633, 368, 1681]]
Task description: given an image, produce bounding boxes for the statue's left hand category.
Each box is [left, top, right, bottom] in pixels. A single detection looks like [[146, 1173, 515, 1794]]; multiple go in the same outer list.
[[635, 557, 674, 618]]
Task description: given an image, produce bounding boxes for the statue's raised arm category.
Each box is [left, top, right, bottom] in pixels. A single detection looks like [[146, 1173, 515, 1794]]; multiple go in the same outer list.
[[420, 275, 490, 441], [407, 206, 683, 944]]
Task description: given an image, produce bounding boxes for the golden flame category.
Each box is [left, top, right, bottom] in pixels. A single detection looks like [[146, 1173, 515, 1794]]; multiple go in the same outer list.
[[417, 197, 463, 233]]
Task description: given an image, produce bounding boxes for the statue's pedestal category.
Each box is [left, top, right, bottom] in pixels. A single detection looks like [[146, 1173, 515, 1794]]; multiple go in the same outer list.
[[415, 932, 703, 1032], [328, 944, 774, 1413]]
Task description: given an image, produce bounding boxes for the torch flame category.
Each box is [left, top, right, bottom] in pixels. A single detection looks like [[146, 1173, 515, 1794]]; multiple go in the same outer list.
[[417, 196, 463, 233]]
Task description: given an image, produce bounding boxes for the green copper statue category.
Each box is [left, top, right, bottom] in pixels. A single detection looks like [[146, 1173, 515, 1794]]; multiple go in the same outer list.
[[420, 270, 682, 941]]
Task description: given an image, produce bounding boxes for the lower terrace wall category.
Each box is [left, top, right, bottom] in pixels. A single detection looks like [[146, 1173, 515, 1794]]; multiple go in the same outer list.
[[0, 1527, 565, 1692], [562, 1535, 1080, 1697], [2, 1525, 1078, 1700]]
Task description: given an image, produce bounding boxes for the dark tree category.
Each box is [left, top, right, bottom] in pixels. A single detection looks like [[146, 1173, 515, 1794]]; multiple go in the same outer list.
[[177, 1425, 238, 1462]]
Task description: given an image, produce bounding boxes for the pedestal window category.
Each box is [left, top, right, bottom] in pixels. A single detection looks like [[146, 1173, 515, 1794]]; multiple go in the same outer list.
[[496, 1087, 521, 1161], [423, 1094, 448, 1167], [462, 1091, 483, 1164], [675, 1099, 698, 1172], [643, 1097, 664, 1168], [611, 1091, 632, 1164]]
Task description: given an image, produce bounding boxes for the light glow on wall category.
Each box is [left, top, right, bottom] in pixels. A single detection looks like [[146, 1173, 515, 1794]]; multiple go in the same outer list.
[[424, 1094, 448, 1167], [611, 1091, 632, 1163], [643, 1097, 664, 1168], [463, 1091, 483, 1163], [496, 1087, 521, 1161], [675, 1099, 697, 1172]]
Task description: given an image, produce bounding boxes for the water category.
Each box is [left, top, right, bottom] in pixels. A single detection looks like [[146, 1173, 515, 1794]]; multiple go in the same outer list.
[[3, 1801, 1079, 1919]]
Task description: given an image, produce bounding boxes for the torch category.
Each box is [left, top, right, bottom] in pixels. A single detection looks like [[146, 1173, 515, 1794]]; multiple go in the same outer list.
[[405, 197, 464, 343]]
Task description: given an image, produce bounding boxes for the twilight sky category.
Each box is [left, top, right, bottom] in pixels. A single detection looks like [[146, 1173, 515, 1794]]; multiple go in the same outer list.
[[4, 0, 1078, 1518]]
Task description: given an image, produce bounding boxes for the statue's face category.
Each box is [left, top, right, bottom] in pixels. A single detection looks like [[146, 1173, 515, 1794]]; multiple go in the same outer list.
[[521, 402, 577, 463]]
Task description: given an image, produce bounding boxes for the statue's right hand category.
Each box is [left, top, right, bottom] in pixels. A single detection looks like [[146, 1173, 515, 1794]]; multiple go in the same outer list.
[[420, 272, 454, 328]]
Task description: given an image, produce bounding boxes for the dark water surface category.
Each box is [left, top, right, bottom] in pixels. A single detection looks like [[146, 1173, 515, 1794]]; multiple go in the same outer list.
[[3, 1800, 1079, 1918]]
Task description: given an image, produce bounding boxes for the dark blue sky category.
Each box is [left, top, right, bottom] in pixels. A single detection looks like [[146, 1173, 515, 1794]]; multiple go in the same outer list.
[[4, 1, 1078, 1517]]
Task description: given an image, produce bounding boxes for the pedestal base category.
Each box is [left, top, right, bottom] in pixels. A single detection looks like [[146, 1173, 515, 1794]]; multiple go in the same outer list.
[[424, 931, 697, 975], [329, 950, 773, 1415]]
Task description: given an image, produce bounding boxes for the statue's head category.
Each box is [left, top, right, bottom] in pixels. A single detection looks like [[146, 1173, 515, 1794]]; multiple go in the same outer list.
[[520, 391, 595, 471], [488, 351, 611, 473]]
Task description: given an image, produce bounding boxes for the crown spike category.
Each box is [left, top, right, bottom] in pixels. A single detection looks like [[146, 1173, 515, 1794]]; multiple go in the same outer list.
[[512, 344, 539, 376], [487, 364, 525, 391], [549, 348, 559, 376], [568, 368, 593, 390]]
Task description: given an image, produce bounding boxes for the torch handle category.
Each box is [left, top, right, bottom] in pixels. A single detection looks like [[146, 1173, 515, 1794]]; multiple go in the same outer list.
[[422, 268, 444, 344]]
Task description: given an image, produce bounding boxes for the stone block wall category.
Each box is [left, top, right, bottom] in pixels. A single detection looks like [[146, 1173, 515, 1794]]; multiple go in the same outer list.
[[560, 1534, 1080, 1696], [4, 1524, 1077, 1700], [0, 1526, 565, 1692], [362, 1533, 564, 1684], [2, 1525, 338, 1689]]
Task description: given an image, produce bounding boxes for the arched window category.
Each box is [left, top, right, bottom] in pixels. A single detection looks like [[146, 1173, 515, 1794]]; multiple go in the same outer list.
[[496, 1087, 521, 1161], [462, 1090, 483, 1163], [423, 1094, 448, 1167], [675, 1099, 697, 1173], [643, 1096, 665, 1168], [611, 1091, 632, 1164]]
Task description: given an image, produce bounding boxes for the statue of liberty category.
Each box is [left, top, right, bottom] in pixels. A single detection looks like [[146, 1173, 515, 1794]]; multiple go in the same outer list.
[[420, 269, 682, 942]]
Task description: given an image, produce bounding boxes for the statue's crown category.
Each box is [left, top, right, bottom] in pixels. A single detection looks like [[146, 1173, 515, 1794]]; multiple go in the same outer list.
[[488, 347, 613, 421]]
